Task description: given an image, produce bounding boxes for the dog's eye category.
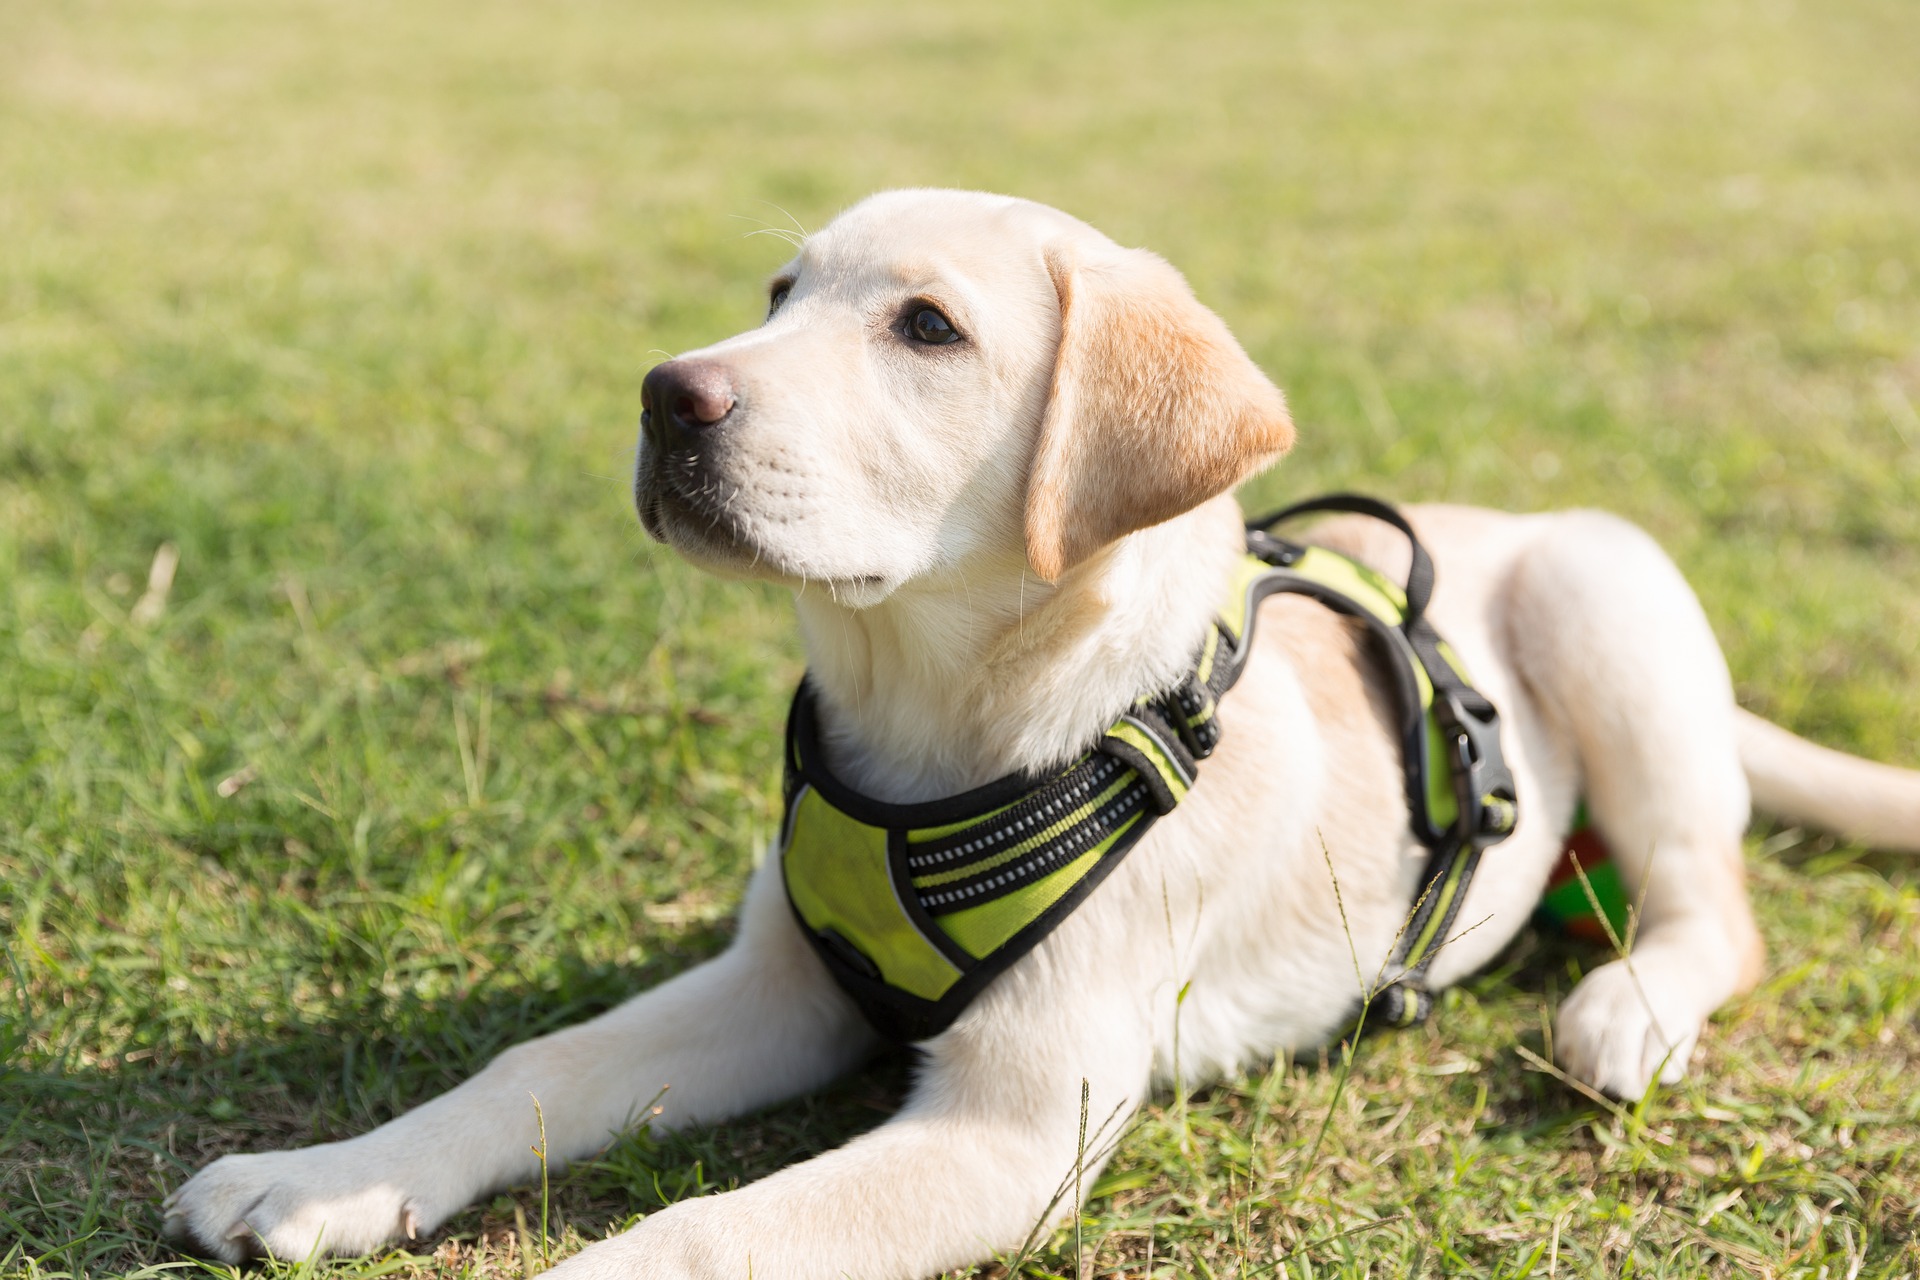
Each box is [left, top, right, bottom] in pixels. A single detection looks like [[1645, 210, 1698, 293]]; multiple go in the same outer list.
[[767, 283, 792, 319], [907, 307, 959, 345]]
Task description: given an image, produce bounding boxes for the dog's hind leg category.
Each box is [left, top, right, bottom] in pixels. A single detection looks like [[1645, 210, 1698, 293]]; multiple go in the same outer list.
[[1504, 511, 1765, 1099], [163, 856, 878, 1263]]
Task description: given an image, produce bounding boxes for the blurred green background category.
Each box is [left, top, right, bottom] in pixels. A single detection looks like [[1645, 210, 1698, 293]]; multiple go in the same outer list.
[[3, 0, 1916, 1275]]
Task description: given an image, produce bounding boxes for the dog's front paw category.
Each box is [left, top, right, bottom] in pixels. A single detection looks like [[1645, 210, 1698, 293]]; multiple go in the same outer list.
[[1554, 957, 1702, 1099], [542, 1199, 736, 1280], [164, 1145, 433, 1263]]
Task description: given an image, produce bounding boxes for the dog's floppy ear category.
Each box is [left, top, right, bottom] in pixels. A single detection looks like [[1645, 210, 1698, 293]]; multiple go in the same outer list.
[[1024, 243, 1295, 583]]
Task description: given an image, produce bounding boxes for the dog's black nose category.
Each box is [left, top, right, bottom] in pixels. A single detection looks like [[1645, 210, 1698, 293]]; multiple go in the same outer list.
[[642, 359, 737, 452]]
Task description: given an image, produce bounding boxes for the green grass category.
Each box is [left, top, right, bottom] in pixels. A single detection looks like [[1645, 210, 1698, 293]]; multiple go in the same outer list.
[[3, 0, 1917, 1275]]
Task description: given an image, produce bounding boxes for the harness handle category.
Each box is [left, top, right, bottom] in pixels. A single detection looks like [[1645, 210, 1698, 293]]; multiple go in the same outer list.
[[1246, 492, 1436, 626]]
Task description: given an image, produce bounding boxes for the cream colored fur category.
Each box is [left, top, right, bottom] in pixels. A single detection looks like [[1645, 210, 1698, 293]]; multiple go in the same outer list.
[[165, 190, 1920, 1278]]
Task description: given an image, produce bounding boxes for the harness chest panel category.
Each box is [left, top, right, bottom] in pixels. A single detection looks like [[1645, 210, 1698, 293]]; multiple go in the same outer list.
[[779, 493, 1520, 1043]]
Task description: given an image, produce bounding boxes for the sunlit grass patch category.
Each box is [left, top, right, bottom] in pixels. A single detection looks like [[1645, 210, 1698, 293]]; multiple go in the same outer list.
[[3, 0, 1917, 1275]]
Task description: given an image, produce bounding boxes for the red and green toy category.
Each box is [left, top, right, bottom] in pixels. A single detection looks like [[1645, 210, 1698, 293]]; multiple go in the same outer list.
[[1534, 803, 1633, 945]]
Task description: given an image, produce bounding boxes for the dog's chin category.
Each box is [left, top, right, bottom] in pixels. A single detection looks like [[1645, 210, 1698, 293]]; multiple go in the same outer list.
[[638, 481, 898, 609]]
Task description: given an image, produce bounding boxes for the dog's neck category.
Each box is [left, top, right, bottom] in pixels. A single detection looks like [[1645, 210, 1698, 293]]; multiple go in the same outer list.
[[793, 497, 1246, 803]]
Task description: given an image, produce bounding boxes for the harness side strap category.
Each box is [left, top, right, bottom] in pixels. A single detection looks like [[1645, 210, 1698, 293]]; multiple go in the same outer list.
[[1247, 492, 1437, 627], [1249, 499, 1518, 854]]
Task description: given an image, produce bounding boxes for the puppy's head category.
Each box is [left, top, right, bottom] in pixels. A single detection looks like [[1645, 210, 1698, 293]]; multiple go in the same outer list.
[[635, 189, 1293, 605]]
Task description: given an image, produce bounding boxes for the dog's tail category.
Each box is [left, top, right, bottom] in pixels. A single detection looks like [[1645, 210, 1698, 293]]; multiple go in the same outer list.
[[1738, 709, 1920, 853]]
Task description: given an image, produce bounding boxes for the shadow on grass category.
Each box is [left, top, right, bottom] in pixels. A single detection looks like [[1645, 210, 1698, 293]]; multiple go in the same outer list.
[[23, 832, 1902, 1276], [4, 934, 914, 1276]]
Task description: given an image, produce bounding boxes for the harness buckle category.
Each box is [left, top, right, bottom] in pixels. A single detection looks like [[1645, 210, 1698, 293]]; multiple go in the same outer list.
[[1372, 982, 1433, 1029], [1159, 669, 1222, 760], [1245, 529, 1303, 567], [1433, 689, 1518, 849]]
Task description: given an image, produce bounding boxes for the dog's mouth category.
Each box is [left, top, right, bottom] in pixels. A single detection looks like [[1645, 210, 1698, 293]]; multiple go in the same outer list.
[[635, 450, 889, 599], [635, 450, 730, 545], [636, 451, 761, 564]]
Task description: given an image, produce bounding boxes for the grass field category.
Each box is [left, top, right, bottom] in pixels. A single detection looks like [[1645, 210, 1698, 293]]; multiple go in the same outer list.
[[3, 0, 1918, 1275]]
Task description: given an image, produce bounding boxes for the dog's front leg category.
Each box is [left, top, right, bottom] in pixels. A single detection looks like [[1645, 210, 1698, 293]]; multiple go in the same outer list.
[[546, 952, 1155, 1280], [164, 860, 877, 1263]]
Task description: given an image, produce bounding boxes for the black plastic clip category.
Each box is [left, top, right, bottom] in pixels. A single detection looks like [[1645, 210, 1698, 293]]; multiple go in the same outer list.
[[1434, 689, 1519, 850], [1160, 669, 1222, 760], [1245, 530, 1303, 568], [1371, 983, 1433, 1030]]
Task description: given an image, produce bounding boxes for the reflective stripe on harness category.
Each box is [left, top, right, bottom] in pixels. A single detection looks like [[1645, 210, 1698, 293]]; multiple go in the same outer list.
[[779, 493, 1520, 1042]]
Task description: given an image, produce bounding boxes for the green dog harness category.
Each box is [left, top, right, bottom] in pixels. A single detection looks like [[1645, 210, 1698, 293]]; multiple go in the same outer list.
[[780, 494, 1520, 1042]]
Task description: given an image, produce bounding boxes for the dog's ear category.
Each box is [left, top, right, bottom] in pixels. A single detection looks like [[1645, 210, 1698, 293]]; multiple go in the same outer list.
[[1024, 244, 1295, 583]]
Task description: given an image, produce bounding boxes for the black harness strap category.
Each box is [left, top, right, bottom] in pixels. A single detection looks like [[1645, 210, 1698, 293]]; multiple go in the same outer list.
[[1247, 494, 1519, 1025]]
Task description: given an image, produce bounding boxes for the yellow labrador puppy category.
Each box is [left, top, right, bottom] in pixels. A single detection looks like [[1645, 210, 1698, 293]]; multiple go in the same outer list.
[[166, 190, 1920, 1277]]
